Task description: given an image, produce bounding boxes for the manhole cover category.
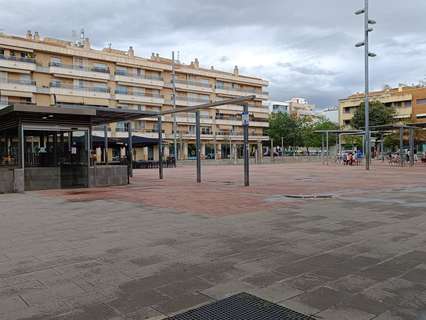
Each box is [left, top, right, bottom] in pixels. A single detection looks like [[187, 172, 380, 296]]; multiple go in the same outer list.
[[166, 292, 314, 320]]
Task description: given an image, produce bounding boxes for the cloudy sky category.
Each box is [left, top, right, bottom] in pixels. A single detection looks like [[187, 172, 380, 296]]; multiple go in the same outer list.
[[2, 0, 426, 108]]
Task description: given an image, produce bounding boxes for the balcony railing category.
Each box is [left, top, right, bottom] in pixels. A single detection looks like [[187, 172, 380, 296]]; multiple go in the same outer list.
[[115, 89, 163, 98], [176, 96, 210, 103], [50, 82, 110, 93], [115, 70, 163, 81], [173, 79, 211, 88], [0, 78, 36, 86], [49, 62, 110, 74], [215, 86, 259, 94], [0, 54, 35, 64]]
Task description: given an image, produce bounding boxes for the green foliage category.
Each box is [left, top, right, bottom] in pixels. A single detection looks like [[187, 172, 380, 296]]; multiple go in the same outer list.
[[350, 100, 396, 129], [384, 133, 400, 150], [267, 113, 339, 150]]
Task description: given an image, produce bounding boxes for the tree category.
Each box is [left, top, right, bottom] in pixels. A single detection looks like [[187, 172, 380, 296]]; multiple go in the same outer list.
[[268, 113, 339, 153], [267, 112, 299, 148], [303, 117, 339, 150], [350, 100, 395, 129]]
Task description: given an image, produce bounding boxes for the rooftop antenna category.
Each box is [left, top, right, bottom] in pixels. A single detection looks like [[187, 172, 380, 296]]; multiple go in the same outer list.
[[177, 51, 180, 63], [80, 28, 85, 41]]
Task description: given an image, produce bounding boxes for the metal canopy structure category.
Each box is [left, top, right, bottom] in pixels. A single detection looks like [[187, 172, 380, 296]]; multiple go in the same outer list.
[[314, 129, 365, 165], [0, 103, 159, 126], [156, 95, 256, 186], [1, 94, 257, 187]]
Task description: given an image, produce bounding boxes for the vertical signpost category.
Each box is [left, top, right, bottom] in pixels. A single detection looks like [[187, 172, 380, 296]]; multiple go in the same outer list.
[[242, 104, 249, 186], [158, 115, 163, 179], [128, 121, 133, 178], [195, 110, 201, 183]]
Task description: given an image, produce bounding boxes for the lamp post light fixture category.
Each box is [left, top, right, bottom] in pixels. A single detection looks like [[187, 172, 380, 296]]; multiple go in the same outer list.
[[354, 0, 377, 170]]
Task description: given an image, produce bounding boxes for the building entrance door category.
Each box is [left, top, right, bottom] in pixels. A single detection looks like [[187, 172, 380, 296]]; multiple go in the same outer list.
[[60, 130, 89, 188]]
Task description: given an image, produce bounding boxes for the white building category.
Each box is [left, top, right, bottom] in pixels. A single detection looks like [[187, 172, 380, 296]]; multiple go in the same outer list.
[[269, 97, 315, 117], [268, 100, 289, 113]]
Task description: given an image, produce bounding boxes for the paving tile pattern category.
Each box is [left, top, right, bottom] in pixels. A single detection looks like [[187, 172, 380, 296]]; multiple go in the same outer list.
[[0, 162, 425, 319]]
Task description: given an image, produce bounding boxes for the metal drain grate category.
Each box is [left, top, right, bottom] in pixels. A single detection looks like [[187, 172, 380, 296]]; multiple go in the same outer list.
[[166, 292, 315, 320]]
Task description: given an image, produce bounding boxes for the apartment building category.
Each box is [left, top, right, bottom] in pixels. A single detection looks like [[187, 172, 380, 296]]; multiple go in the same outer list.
[[339, 86, 426, 128], [269, 98, 315, 117], [0, 31, 269, 160]]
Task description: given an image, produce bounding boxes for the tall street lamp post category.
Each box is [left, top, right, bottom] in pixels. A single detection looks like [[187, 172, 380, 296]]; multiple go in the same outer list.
[[355, 0, 377, 170]]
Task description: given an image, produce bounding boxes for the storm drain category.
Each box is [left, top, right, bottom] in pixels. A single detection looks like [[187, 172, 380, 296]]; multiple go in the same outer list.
[[166, 292, 315, 320]]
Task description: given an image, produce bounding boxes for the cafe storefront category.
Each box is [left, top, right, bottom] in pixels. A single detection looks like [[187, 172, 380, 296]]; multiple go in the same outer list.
[[0, 104, 157, 193]]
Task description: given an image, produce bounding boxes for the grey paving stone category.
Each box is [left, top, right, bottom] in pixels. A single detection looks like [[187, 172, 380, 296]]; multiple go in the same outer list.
[[317, 307, 376, 320]]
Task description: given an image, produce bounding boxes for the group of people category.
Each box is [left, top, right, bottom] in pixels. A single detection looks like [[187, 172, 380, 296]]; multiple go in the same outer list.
[[338, 150, 363, 166]]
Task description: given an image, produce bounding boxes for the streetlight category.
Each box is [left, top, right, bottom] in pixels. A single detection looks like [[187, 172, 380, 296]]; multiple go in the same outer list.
[[354, 0, 377, 170]]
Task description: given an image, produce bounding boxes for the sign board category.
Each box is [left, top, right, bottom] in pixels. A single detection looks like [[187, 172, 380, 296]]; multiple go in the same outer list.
[[242, 112, 249, 126]]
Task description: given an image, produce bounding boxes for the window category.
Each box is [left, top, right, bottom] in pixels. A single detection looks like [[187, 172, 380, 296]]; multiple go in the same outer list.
[[133, 87, 145, 95], [92, 63, 108, 72], [136, 68, 145, 77], [116, 66, 128, 76], [116, 121, 128, 132], [0, 48, 4, 56], [201, 127, 212, 135], [393, 102, 402, 108], [20, 74, 32, 85], [116, 85, 128, 94], [74, 79, 84, 88], [0, 71, 7, 81], [216, 81, 225, 89], [50, 57, 62, 66], [74, 57, 84, 68], [51, 79, 62, 87], [0, 96, 8, 105], [404, 101, 412, 107], [416, 98, 426, 105], [93, 82, 108, 92]]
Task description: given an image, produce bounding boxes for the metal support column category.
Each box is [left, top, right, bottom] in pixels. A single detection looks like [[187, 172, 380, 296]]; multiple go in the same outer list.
[[18, 121, 24, 169], [321, 133, 325, 165], [326, 131, 329, 165], [409, 128, 414, 167], [128, 121, 133, 178], [364, 0, 371, 171], [195, 110, 201, 183], [399, 127, 404, 167], [104, 124, 108, 164], [243, 104, 249, 186], [380, 133, 384, 162], [158, 115, 163, 179]]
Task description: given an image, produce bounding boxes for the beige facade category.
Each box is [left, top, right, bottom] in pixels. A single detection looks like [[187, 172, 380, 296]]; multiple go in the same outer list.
[[339, 86, 426, 128], [0, 31, 269, 160]]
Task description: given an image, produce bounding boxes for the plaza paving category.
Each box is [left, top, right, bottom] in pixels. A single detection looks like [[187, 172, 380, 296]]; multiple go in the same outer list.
[[0, 162, 425, 320]]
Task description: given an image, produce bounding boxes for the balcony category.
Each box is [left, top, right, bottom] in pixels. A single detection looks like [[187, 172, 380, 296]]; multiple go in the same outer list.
[[215, 86, 268, 100], [174, 96, 210, 107], [214, 131, 269, 140], [50, 82, 111, 99], [171, 79, 213, 93], [0, 54, 36, 71], [114, 70, 164, 87], [0, 79, 37, 93], [114, 90, 164, 105], [48, 62, 111, 80]]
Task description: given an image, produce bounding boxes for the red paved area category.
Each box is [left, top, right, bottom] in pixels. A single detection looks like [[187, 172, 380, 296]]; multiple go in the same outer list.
[[40, 162, 426, 215]]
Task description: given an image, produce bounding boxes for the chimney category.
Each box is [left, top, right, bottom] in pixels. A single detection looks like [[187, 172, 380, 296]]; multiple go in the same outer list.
[[33, 31, 40, 41], [151, 52, 156, 59], [233, 65, 239, 76], [156, 53, 160, 61], [128, 46, 134, 58], [194, 58, 199, 68], [26, 30, 32, 40], [83, 37, 91, 49], [210, 66, 214, 70]]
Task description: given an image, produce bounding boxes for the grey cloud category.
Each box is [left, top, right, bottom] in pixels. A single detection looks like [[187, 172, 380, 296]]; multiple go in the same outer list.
[[1, 0, 426, 107]]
